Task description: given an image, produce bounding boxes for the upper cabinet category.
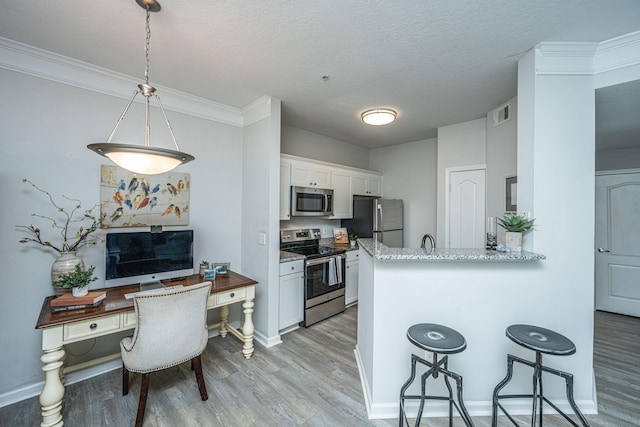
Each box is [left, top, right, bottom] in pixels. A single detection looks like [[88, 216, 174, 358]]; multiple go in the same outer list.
[[330, 170, 352, 219], [280, 160, 292, 220], [352, 173, 382, 197], [290, 162, 332, 188]]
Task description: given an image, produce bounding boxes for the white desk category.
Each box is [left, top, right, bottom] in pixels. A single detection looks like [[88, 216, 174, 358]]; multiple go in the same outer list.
[[35, 272, 257, 427]]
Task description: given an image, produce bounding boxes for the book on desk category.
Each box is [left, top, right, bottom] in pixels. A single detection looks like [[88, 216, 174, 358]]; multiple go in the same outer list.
[[50, 291, 107, 312]]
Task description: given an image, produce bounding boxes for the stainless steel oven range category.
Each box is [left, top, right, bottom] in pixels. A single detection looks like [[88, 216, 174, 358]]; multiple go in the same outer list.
[[280, 228, 346, 327]]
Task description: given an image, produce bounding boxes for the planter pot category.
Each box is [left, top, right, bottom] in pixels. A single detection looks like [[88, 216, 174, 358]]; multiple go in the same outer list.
[[72, 286, 89, 297], [505, 232, 522, 252], [51, 252, 84, 286], [350, 240, 356, 248]]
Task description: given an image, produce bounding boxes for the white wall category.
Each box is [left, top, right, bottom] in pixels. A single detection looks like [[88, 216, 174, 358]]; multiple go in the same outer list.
[[0, 45, 253, 406], [370, 138, 437, 248], [281, 125, 370, 169], [436, 118, 487, 247], [241, 97, 283, 346], [486, 97, 518, 245], [596, 146, 640, 170]]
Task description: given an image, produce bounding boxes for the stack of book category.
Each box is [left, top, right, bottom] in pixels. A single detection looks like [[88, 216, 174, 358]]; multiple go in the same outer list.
[[50, 291, 107, 313]]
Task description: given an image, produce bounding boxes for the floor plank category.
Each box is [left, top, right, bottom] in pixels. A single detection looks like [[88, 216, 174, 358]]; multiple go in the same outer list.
[[1, 309, 638, 426]]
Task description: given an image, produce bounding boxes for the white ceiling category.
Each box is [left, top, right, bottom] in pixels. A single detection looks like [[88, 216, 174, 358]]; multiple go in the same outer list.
[[1, 0, 639, 149]]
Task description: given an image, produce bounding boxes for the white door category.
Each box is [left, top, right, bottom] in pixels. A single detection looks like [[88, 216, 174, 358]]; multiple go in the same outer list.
[[447, 167, 486, 248], [595, 171, 640, 317]]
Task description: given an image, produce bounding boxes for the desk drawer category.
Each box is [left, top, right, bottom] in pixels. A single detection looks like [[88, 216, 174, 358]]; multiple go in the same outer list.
[[216, 288, 247, 305], [64, 315, 121, 341], [123, 311, 137, 328]]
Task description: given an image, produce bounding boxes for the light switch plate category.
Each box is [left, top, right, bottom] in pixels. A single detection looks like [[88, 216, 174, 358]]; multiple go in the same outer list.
[[258, 232, 267, 245]]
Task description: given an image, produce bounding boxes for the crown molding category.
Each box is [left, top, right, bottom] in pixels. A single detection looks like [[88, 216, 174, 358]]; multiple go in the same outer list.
[[0, 37, 244, 127], [535, 31, 640, 77]]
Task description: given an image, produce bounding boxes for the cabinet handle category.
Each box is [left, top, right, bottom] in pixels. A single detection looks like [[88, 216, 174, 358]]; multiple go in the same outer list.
[[291, 266, 295, 270], [230, 292, 235, 298], [90, 323, 97, 330]]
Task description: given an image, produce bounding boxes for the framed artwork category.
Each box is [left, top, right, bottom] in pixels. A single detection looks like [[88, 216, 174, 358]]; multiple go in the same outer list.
[[333, 227, 348, 244], [211, 262, 230, 276], [100, 164, 190, 228], [505, 176, 517, 212]]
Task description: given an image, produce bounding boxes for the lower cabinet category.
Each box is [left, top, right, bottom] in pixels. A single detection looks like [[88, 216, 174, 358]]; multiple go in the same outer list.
[[345, 250, 359, 307], [279, 259, 304, 331]]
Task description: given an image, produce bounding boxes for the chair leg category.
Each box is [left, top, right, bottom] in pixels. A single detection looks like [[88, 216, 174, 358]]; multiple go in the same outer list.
[[122, 364, 129, 396], [193, 355, 208, 401], [135, 373, 150, 427]]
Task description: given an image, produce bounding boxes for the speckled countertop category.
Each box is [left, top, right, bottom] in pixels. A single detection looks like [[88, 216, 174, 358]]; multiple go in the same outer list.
[[357, 238, 545, 262]]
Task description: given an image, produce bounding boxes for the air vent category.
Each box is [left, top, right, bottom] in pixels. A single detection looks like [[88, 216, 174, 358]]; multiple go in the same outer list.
[[492, 103, 511, 127]]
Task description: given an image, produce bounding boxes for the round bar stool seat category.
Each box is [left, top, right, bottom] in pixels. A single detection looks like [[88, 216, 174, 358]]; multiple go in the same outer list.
[[407, 323, 467, 354], [491, 324, 589, 427], [506, 324, 576, 356], [399, 323, 474, 427]]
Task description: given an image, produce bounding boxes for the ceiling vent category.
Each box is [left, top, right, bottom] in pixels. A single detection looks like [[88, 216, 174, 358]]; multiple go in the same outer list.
[[492, 103, 511, 127]]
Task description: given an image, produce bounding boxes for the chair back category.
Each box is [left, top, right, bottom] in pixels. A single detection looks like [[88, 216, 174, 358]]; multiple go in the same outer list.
[[121, 281, 212, 373]]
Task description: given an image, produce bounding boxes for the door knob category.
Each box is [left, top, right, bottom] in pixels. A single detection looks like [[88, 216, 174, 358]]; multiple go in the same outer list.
[[597, 248, 610, 253]]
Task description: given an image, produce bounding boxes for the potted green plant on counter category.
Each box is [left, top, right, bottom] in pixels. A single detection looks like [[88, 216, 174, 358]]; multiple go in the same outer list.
[[497, 213, 535, 252], [53, 264, 98, 297], [349, 234, 359, 247]]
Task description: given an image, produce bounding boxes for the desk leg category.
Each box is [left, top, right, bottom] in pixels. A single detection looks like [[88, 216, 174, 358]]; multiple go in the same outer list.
[[219, 305, 229, 337], [39, 347, 65, 427], [242, 298, 255, 359]]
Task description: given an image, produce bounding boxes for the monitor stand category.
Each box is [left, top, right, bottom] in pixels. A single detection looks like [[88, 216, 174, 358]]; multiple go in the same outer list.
[[139, 280, 165, 292]]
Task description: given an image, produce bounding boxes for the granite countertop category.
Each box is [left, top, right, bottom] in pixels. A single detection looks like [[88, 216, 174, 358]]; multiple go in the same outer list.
[[280, 251, 305, 263], [357, 238, 545, 262], [280, 240, 359, 263]]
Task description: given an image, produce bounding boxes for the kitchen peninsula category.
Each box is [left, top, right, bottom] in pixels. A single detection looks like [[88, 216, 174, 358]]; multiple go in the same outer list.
[[354, 239, 595, 421]]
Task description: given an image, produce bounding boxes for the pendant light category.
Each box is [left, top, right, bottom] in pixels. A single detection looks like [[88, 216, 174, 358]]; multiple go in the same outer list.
[[361, 108, 397, 126], [88, 0, 194, 175]]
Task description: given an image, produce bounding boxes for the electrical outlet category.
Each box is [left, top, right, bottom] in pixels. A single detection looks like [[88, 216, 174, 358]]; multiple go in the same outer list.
[[258, 232, 266, 245]]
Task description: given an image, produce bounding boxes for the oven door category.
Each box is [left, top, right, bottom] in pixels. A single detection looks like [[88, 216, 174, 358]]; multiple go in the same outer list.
[[305, 254, 346, 301]]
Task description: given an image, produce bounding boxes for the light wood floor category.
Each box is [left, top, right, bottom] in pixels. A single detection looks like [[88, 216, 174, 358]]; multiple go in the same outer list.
[[2, 309, 639, 426]]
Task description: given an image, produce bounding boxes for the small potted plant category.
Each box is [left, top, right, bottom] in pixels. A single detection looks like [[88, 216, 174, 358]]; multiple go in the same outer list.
[[348, 234, 359, 248], [497, 213, 535, 252], [53, 264, 98, 297]]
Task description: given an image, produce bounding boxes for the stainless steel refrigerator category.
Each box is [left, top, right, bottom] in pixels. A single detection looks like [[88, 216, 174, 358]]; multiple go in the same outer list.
[[342, 197, 404, 247]]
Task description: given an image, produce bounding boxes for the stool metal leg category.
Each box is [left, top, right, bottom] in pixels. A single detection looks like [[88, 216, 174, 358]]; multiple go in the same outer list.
[[399, 354, 420, 427]]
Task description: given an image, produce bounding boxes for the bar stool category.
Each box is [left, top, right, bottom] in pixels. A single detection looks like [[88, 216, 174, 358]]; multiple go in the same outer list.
[[492, 324, 590, 427], [399, 323, 474, 427]]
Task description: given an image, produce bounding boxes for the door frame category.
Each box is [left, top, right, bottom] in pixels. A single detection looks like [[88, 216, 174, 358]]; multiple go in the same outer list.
[[444, 164, 487, 249]]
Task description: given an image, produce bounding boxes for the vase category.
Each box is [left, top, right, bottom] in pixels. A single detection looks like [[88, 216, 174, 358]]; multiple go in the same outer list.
[[505, 232, 522, 252], [72, 286, 89, 297], [350, 241, 356, 247], [51, 251, 84, 288]]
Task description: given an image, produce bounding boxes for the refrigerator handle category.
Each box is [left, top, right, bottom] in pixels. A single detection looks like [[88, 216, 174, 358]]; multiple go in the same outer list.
[[377, 203, 384, 232]]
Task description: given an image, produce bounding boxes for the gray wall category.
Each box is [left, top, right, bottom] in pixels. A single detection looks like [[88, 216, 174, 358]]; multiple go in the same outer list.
[[596, 146, 640, 171]]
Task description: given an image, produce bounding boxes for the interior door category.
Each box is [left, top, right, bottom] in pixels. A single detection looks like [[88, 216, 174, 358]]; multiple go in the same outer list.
[[595, 172, 640, 317], [447, 168, 486, 248]]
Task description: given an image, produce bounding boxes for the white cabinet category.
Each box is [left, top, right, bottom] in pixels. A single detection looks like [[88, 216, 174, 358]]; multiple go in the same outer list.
[[280, 161, 291, 220], [330, 170, 352, 219], [290, 162, 332, 188], [353, 173, 382, 197], [279, 259, 304, 331], [345, 250, 359, 306]]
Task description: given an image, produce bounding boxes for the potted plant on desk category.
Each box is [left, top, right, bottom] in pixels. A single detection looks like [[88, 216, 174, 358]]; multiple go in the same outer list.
[[498, 213, 535, 252], [53, 264, 98, 297]]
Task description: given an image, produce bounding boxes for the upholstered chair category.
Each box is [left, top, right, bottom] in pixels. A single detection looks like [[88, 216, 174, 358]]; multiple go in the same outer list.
[[120, 281, 212, 427]]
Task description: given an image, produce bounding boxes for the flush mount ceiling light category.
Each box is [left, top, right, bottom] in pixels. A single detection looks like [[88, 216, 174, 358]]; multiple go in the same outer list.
[[87, 0, 194, 175], [361, 108, 397, 126]]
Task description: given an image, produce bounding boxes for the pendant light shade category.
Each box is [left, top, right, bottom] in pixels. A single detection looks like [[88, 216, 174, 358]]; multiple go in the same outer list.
[[361, 108, 397, 126], [87, 0, 194, 175]]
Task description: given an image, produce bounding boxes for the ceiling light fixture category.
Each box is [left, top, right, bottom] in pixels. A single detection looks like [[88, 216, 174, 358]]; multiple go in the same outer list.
[[87, 0, 194, 175], [361, 108, 397, 126]]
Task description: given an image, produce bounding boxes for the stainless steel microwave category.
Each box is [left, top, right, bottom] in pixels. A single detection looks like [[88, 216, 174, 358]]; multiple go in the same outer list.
[[290, 186, 333, 217]]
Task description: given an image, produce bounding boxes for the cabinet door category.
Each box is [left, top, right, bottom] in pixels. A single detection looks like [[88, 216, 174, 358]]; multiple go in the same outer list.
[[279, 272, 304, 330], [331, 171, 352, 219], [367, 176, 382, 197], [291, 163, 331, 188], [345, 259, 359, 306], [352, 173, 382, 196], [352, 175, 368, 196], [280, 162, 291, 220]]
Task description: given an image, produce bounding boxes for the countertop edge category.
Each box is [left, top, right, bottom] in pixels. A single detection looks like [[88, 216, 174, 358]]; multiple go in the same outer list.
[[357, 239, 546, 262]]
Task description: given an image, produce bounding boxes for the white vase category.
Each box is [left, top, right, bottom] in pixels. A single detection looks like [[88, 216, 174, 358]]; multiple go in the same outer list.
[[72, 286, 89, 297], [51, 251, 84, 286], [350, 240, 356, 247], [505, 232, 522, 252]]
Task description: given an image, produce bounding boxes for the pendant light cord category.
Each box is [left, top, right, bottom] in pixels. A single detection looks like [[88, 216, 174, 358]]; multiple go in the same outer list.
[[144, 6, 151, 86]]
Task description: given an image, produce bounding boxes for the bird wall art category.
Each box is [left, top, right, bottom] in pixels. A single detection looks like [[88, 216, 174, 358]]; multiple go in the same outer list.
[[99, 165, 189, 228]]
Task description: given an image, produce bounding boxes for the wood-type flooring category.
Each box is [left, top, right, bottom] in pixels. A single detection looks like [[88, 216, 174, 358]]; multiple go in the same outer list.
[[1, 309, 638, 426]]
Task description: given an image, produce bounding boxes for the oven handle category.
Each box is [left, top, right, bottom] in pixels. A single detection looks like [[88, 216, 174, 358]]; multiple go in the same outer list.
[[306, 254, 346, 267]]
